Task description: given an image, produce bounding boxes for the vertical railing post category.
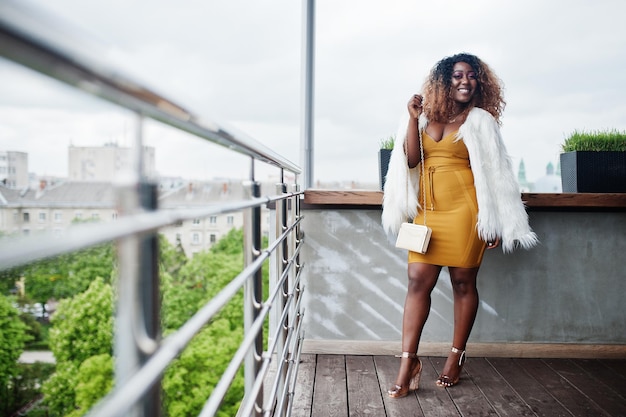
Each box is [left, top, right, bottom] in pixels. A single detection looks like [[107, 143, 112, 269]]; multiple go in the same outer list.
[[115, 114, 160, 417], [138, 181, 161, 417], [285, 182, 298, 414], [286, 182, 303, 416], [275, 173, 289, 417], [244, 159, 263, 417], [291, 182, 302, 344]]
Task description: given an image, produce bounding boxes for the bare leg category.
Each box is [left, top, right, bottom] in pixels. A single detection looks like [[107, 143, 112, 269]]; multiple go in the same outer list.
[[438, 266, 480, 384], [393, 262, 441, 388]]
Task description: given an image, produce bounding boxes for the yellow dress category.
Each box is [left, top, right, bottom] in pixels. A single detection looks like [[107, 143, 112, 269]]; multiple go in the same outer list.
[[408, 130, 486, 268]]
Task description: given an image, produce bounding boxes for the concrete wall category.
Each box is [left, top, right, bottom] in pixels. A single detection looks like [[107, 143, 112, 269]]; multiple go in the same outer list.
[[300, 209, 626, 345]]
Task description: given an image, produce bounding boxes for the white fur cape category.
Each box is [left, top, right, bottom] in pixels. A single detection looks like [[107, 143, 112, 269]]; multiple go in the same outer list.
[[381, 107, 538, 253]]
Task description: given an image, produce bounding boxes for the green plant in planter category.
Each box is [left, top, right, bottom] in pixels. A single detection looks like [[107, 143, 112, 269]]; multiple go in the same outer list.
[[561, 129, 626, 152], [379, 135, 395, 150], [560, 129, 626, 193], [379, 135, 395, 190]]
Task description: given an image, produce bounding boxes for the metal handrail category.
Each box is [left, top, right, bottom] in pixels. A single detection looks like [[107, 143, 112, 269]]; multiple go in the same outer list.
[[0, 1, 306, 416], [84, 204, 303, 417]]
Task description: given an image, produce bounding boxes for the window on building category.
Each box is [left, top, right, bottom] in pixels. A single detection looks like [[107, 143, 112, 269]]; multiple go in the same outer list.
[[39, 212, 46, 222], [174, 220, 183, 227], [23, 212, 30, 222], [193, 218, 201, 225], [192, 233, 201, 245], [209, 216, 217, 224], [75, 212, 83, 220], [210, 234, 217, 244], [227, 216, 234, 225], [54, 212, 63, 223]]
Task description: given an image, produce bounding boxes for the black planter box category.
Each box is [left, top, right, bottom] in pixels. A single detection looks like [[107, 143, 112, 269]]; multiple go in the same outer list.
[[560, 151, 626, 193], [379, 149, 392, 190]]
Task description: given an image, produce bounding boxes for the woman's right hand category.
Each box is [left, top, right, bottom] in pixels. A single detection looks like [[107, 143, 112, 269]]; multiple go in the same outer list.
[[408, 94, 424, 119]]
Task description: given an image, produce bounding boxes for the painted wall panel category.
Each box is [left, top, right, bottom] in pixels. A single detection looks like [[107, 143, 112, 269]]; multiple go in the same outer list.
[[300, 209, 626, 344]]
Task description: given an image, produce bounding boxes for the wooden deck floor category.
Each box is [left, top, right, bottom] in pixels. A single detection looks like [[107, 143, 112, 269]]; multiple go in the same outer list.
[[291, 354, 626, 417]]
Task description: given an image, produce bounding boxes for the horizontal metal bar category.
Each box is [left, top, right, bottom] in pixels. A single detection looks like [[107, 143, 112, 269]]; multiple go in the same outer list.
[[0, 192, 302, 271], [0, 0, 300, 174]]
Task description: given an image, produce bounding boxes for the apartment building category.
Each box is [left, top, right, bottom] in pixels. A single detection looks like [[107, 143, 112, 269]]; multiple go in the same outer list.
[[158, 180, 259, 257], [0, 181, 117, 237], [68, 143, 156, 181], [0, 151, 28, 189], [0, 179, 272, 256]]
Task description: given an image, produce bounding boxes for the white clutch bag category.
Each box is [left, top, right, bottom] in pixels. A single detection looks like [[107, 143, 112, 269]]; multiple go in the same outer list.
[[392, 116, 432, 255], [395, 222, 432, 254]]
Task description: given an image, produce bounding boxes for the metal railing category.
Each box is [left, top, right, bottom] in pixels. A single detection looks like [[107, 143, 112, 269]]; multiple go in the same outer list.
[[0, 1, 305, 416]]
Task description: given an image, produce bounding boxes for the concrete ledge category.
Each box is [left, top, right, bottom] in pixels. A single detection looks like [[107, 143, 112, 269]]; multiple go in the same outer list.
[[302, 190, 626, 210], [302, 339, 626, 359]]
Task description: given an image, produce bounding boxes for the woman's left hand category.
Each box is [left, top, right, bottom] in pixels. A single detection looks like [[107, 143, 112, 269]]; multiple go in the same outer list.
[[486, 238, 500, 249]]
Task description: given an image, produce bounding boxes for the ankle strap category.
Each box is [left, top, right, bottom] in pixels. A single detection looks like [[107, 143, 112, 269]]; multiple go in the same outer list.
[[395, 352, 418, 358], [451, 347, 466, 366]]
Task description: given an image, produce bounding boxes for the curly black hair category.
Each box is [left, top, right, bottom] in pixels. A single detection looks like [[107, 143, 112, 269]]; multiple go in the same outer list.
[[422, 52, 506, 124]]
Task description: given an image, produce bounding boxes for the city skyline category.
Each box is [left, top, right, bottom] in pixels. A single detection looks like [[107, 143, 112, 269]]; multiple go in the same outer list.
[[1, 143, 562, 192]]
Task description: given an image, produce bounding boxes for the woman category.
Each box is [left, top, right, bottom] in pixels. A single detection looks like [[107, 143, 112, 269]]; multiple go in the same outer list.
[[381, 53, 538, 398]]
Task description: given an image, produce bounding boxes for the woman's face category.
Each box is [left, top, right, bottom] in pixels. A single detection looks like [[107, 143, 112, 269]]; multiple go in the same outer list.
[[450, 61, 478, 104]]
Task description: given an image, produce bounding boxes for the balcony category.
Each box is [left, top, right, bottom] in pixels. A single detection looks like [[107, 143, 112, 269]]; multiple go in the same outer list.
[[291, 189, 626, 416], [1, 2, 625, 416]]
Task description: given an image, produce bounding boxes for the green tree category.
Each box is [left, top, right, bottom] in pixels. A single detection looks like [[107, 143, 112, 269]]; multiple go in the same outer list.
[[42, 362, 79, 417], [160, 227, 271, 416], [42, 278, 113, 416], [0, 243, 114, 311], [48, 278, 113, 365], [163, 320, 244, 417], [159, 234, 188, 276], [69, 354, 113, 417], [0, 294, 31, 415], [30, 244, 115, 303], [37, 228, 264, 416], [210, 227, 244, 255]]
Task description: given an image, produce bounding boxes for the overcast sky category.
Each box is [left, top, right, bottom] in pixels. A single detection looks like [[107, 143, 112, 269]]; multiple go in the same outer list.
[[1, 0, 625, 188]]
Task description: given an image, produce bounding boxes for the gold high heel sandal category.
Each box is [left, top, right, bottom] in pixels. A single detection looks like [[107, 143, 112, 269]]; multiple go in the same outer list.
[[436, 347, 466, 388], [388, 352, 423, 398]]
